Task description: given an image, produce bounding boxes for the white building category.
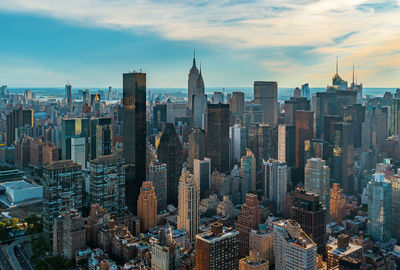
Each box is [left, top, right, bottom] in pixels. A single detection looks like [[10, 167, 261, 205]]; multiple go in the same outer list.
[[71, 137, 86, 169], [230, 123, 247, 163], [0, 180, 43, 206], [304, 158, 330, 211], [263, 159, 288, 213]]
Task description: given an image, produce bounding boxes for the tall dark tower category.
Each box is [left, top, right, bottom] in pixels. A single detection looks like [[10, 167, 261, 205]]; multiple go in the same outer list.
[[206, 104, 230, 173], [123, 72, 146, 213], [157, 123, 183, 206]]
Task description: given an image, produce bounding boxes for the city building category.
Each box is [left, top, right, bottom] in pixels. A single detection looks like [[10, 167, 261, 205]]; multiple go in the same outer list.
[[273, 219, 317, 270], [151, 225, 183, 270], [254, 81, 277, 125], [304, 158, 330, 211], [330, 183, 347, 224], [148, 160, 168, 213], [177, 169, 199, 241], [249, 225, 274, 265], [326, 234, 362, 269], [241, 149, 257, 192], [137, 181, 158, 232], [61, 118, 90, 161], [43, 160, 82, 243], [53, 209, 86, 259], [295, 110, 314, 174], [277, 124, 296, 167], [236, 193, 260, 257], [188, 52, 205, 110], [263, 159, 288, 212], [6, 106, 33, 145], [248, 123, 278, 171], [89, 117, 113, 160], [217, 195, 236, 218], [157, 123, 183, 206], [187, 127, 205, 172], [239, 250, 269, 270], [231, 91, 245, 121], [71, 136, 86, 169], [284, 96, 310, 125], [230, 122, 248, 164], [89, 155, 125, 216], [193, 158, 211, 199], [195, 222, 239, 270], [123, 72, 146, 212]]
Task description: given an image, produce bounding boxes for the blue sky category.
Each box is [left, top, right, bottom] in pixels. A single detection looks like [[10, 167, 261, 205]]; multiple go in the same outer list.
[[0, 0, 400, 88]]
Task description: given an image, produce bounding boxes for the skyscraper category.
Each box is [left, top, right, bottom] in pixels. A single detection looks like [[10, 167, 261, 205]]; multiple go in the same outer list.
[[263, 159, 288, 213], [230, 122, 247, 164], [90, 117, 113, 160], [151, 225, 183, 270], [192, 93, 208, 129], [277, 124, 296, 167], [177, 169, 200, 241], [137, 181, 158, 232], [193, 158, 211, 199], [148, 160, 168, 213], [236, 193, 260, 257], [157, 123, 183, 206], [253, 81, 277, 125], [231, 91, 245, 121], [71, 137, 86, 169], [43, 160, 82, 243], [206, 104, 230, 173], [188, 52, 205, 110], [248, 123, 278, 171], [330, 183, 347, 224], [367, 173, 392, 242], [295, 110, 314, 175], [391, 174, 400, 241], [187, 127, 205, 172], [6, 106, 33, 146], [65, 84, 73, 113], [284, 96, 310, 125], [241, 149, 256, 192], [391, 98, 400, 135], [61, 118, 90, 161], [273, 219, 317, 270], [304, 158, 330, 212], [89, 155, 125, 216], [123, 72, 146, 212]]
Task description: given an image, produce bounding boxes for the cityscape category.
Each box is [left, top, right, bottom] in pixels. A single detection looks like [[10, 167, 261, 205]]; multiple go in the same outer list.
[[1, 1, 400, 270]]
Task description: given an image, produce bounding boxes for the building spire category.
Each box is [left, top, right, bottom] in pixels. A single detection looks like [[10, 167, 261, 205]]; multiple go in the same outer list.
[[193, 49, 196, 67]]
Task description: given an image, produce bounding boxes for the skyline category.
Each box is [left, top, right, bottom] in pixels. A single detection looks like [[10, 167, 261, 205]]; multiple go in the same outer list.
[[0, 0, 400, 87]]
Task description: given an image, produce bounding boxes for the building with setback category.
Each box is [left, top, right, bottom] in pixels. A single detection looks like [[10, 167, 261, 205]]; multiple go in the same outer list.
[[137, 181, 157, 232], [6, 106, 33, 146]]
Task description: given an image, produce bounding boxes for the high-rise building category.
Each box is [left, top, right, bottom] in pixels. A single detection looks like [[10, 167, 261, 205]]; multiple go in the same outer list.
[[341, 104, 365, 148], [273, 219, 317, 270], [71, 137, 86, 169], [148, 160, 168, 213], [326, 234, 362, 270], [291, 189, 326, 254], [248, 123, 278, 171], [391, 174, 400, 241], [362, 104, 388, 149], [177, 169, 199, 241], [391, 98, 400, 135], [330, 183, 347, 224], [192, 94, 208, 129], [61, 118, 90, 161], [230, 122, 247, 164], [249, 225, 274, 265], [89, 155, 125, 216], [151, 225, 183, 270], [263, 159, 288, 213], [188, 53, 205, 110], [187, 127, 205, 172], [254, 81, 277, 125], [65, 84, 73, 113], [367, 173, 392, 242], [295, 110, 314, 173], [6, 106, 33, 145], [157, 123, 183, 206], [123, 72, 146, 212], [236, 193, 260, 257], [53, 209, 86, 259], [206, 104, 230, 173], [241, 149, 257, 192], [43, 160, 82, 243], [301, 83, 310, 99], [284, 96, 310, 125], [90, 117, 113, 160], [304, 139, 333, 170], [304, 158, 330, 211], [153, 103, 167, 132], [195, 222, 239, 270], [277, 124, 296, 167], [137, 181, 158, 232], [231, 91, 245, 121], [193, 158, 211, 199]]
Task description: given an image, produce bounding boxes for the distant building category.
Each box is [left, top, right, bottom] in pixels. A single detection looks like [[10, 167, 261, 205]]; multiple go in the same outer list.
[[295, 110, 314, 175], [330, 183, 347, 224], [6, 106, 33, 146], [230, 123, 247, 164], [254, 81, 277, 125], [193, 158, 211, 199], [187, 127, 205, 172], [248, 123, 278, 171], [148, 160, 168, 213], [263, 159, 288, 213], [241, 149, 257, 192], [277, 124, 296, 167], [304, 158, 330, 212], [231, 91, 245, 121], [137, 181, 158, 232]]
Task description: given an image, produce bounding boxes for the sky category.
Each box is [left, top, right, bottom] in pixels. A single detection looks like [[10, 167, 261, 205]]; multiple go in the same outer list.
[[0, 0, 400, 88]]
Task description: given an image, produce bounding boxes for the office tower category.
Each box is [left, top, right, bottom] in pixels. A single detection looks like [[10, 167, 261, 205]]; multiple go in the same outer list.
[[391, 98, 400, 135], [277, 124, 296, 167], [332, 66, 348, 91], [362, 104, 388, 149], [230, 122, 247, 164], [86, 204, 111, 248], [249, 225, 274, 264], [177, 169, 199, 241], [71, 137, 86, 169], [195, 222, 239, 270], [301, 83, 310, 99], [391, 175, 400, 241], [148, 160, 167, 213], [248, 123, 278, 170], [323, 115, 343, 143], [212, 91, 224, 104], [187, 127, 205, 172], [284, 96, 310, 125], [326, 234, 362, 269], [123, 72, 146, 212], [89, 155, 125, 216], [217, 196, 236, 217], [151, 225, 183, 270], [239, 250, 269, 270], [137, 181, 157, 232], [295, 110, 314, 171], [253, 81, 277, 124], [339, 256, 362, 270], [192, 94, 208, 128], [341, 104, 365, 148], [332, 122, 354, 194], [231, 91, 245, 121], [244, 103, 263, 128], [314, 92, 338, 138], [53, 209, 86, 259], [43, 160, 82, 243], [6, 106, 33, 145], [166, 103, 187, 124], [29, 138, 43, 168], [65, 84, 73, 112], [188, 53, 205, 110], [15, 136, 32, 168], [236, 193, 260, 257], [304, 158, 330, 211], [367, 173, 392, 242], [153, 103, 167, 132], [193, 158, 211, 199], [304, 139, 333, 169], [61, 118, 90, 161], [90, 117, 112, 160], [291, 189, 326, 254], [0, 85, 7, 97], [263, 159, 288, 212], [157, 123, 183, 206], [330, 183, 347, 224], [206, 104, 230, 173], [42, 143, 60, 165], [273, 220, 317, 270], [241, 149, 256, 192]]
